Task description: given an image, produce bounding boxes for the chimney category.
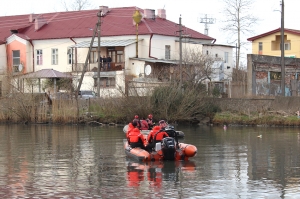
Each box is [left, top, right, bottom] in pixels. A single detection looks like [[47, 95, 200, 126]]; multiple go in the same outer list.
[[29, 14, 38, 22], [143, 9, 155, 19], [99, 6, 109, 15], [35, 16, 47, 31], [157, 9, 166, 19]]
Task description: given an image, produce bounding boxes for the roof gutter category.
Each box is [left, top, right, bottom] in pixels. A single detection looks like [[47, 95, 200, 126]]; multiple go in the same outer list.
[[29, 40, 35, 72], [149, 33, 157, 59]]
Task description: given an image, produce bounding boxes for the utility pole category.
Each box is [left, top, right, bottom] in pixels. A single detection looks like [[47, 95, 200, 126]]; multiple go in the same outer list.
[[179, 15, 182, 88], [76, 8, 102, 95], [97, 10, 102, 98], [280, 0, 285, 96]]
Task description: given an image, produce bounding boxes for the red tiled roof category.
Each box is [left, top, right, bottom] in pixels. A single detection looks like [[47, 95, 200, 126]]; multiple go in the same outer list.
[[247, 28, 300, 41], [0, 7, 214, 42]]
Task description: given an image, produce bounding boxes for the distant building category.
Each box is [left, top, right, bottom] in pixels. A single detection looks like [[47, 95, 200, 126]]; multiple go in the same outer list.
[[247, 28, 300, 58]]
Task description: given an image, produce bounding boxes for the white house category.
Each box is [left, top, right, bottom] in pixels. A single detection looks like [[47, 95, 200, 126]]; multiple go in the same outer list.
[[0, 6, 232, 97]]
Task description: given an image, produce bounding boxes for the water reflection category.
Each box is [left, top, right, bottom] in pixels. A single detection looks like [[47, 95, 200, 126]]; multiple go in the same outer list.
[[126, 160, 196, 188]]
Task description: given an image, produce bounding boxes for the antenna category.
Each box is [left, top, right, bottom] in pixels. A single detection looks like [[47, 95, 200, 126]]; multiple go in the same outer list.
[[198, 14, 216, 35]]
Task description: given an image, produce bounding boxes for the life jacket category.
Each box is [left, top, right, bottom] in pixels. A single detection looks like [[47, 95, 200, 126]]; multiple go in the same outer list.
[[140, 120, 149, 130], [128, 128, 145, 145], [147, 126, 168, 143], [126, 123, 134, 139]]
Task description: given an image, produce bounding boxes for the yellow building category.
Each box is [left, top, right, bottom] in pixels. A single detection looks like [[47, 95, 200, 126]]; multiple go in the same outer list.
[[247, 28, 300, 58]]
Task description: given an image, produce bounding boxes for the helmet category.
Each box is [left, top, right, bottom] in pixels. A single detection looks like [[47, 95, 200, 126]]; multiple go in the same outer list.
[[148, 114, 153, 119], [134, 115, 139, 119]]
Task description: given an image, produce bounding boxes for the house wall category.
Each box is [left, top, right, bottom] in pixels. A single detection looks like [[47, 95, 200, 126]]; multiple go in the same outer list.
[[0, 44, 6, 75], [33, 39, 73, 72], [251, 32, 300, 58], [202, 45, 234, 80]]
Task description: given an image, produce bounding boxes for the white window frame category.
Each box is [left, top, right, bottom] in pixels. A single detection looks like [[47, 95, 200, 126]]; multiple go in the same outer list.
[[37, 49, 43, 65], [12, 50, 20, 72], [224, 52, 228, 63], [165, 45, 170, 59], [51, 48, 58, 65], [284, 43, 291, 50]]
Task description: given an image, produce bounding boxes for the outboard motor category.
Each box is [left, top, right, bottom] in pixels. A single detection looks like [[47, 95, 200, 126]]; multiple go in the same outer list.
[[161, 137, 176, 160]]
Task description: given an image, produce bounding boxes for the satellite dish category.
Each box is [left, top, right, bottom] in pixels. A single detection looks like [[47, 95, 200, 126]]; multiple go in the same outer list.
[[18, 64, 23, 72], [145, 65, 152, 76], [135, 66, 140, 76]]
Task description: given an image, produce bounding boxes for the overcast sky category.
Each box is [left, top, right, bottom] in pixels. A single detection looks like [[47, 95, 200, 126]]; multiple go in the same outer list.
[[1, 0, 300, 63]]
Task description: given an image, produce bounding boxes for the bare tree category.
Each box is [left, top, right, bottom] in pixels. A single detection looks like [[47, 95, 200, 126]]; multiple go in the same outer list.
[[61, 0, 94, 11], [220, 0, 258, 69]]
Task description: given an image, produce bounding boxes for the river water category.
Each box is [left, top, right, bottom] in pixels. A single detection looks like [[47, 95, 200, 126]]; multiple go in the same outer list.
[[0, 124, 299, 198]]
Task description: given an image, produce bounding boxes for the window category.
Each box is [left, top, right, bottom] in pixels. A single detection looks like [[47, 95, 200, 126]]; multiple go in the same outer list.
[[280, 42, 291, 50], [12, 50, 20, 72], [116, 51, 123, 63], [165, 45, 170, 59], [215, 53, 218, 58], [284, 43, 291, 50], [206, 50, 209, 55], [36, 49, 43, 65], [51, 48, 58, 65], [224, 52, 228, 63], [67, 48, 72, 65], [94, 77, 116, 87], [270, 72, 281, 80], [90, 50, 98, 63], [259, 42, 263, 51]]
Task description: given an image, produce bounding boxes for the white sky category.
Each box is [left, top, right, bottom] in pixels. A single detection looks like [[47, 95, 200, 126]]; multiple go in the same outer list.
[[1, 0, 300, 63]]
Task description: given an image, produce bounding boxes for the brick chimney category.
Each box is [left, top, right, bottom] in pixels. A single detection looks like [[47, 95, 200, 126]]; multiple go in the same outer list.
[[157, 9, 166, 19], [29, 14, 38, 22], [143, 9, 155, 19], [35, 15, 47, 31]]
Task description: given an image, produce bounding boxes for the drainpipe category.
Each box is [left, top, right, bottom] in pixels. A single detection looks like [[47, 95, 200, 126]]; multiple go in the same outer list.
[[149, 33, 157, 59], [29, 40, 34, 72]]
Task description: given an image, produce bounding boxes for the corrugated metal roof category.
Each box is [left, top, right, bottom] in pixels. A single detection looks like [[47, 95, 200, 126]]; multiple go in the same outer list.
[[0, 7, 215, 42], [70, 39, 140, 48], [130, 57, 178, 64], [20, 69, 72, 78]]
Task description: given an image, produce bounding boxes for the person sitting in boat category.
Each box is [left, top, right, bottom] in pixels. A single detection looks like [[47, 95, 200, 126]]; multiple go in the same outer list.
[[140, 118, 149, 130], [127, 121, 147, 149], [126, 122, 135, 140], [146, 114, 154, 130], [132, 115, 142, 129], [145, 120, 169, 152]]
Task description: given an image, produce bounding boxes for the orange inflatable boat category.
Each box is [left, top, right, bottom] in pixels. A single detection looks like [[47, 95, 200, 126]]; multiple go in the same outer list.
[[124, 136, 197, 162]]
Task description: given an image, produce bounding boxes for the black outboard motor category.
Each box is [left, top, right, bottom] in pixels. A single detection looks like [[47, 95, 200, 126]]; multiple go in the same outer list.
[[161, 137, 176, 160]]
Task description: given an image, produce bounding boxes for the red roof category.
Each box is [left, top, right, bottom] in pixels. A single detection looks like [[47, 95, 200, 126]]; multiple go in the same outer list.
[[0, 7, 214, 42], [247, 28, 300, 41]]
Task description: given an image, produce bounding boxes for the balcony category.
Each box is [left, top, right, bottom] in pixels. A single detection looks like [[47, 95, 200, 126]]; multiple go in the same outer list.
[[72, 62, 125, 72]]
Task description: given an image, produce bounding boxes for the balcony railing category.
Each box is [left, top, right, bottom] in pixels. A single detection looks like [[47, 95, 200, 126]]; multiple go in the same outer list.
[[72, 62, 124, 72]]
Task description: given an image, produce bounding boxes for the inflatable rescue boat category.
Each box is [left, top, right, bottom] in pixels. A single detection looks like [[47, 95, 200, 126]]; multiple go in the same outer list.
[[124, 135, 197, 162]]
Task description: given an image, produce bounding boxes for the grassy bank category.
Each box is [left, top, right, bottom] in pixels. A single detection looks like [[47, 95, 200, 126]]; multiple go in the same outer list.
[[212, 111, 300, 126]]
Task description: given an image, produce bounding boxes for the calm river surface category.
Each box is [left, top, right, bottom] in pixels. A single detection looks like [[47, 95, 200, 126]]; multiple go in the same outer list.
[[0, 124, 299, 198]]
